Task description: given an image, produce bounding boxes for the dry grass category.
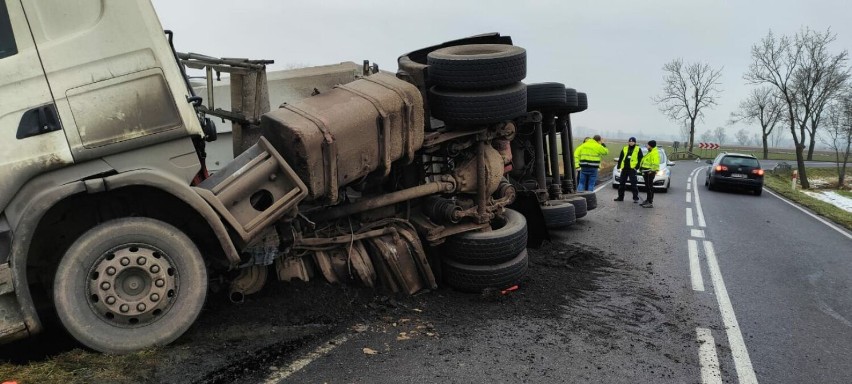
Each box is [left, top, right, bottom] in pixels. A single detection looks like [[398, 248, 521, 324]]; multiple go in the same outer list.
[[0, 348, 160, 384]]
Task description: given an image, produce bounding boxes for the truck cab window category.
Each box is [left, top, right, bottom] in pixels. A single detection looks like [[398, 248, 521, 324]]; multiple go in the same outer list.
[[0, 1, 16, 59]]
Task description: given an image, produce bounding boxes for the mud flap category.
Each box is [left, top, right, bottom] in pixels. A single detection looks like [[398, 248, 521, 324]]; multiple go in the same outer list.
[[509, 190, 549, 248], [366, 225, 437, 295], [312, 242, 376, 287]]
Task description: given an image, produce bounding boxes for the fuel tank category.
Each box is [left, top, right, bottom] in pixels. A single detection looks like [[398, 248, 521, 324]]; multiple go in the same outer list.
[[260, 73, 424, 202]]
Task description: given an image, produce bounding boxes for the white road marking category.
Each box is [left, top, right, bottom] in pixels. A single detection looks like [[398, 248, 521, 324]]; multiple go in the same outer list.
[[696, 327, 723, 384], [691, 229, 705, 238], [687, 192, 692, 203], [764, 188, 852, 240], [688, 239, 705, 291], [687, 183, 692, 191], [692, 171, 707, 227], [686, 208, 694, 227], [264, 333, 351, 383], [703, 241, 758, 384], [594, 180, 610, 193]]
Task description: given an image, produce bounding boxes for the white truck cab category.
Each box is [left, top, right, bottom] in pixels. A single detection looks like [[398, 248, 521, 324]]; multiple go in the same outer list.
[[0, 0, 301, 352]]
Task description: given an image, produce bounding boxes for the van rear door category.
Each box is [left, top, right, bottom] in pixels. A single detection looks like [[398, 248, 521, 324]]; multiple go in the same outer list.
[[0, 0, 73, 213]]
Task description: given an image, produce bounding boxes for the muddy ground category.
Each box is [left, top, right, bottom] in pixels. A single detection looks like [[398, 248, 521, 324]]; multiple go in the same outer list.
[[1, 238, 699, 383]]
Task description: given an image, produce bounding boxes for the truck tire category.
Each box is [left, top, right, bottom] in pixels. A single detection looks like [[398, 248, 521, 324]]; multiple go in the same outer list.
[[429, 83, 527, 126], [541, 200, 576, 229], [53, 217, 207, 354], [443, 249, 528, 293], [565, 88, 579, 108], [576, 92, 588, 112], [565, 196, 588, 219], [427, 44, 526, 90], [444, 209, 527, 265], [527, 82, 567, 110], [577, 191, 597, 210]]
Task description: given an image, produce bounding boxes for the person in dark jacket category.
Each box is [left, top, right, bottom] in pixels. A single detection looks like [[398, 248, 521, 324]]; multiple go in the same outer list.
[[613, 137, 643, 203]]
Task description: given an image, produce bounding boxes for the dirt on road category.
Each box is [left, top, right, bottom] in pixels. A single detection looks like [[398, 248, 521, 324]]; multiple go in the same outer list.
[[1, 239, 699, 383]]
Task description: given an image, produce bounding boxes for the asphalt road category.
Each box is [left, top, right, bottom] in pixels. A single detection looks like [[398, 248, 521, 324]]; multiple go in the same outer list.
[[238, 162, 852, 384]]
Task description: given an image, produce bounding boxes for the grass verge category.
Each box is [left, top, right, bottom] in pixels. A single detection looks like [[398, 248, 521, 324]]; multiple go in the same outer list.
[[0, 349, 159, 384], [764, 170, 852, 231]]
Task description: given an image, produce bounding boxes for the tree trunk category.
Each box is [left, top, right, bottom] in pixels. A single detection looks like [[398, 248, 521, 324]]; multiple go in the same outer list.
[[807, 133, 816, 161], [688, 118, 696, 152], [787, 105, 810, 189], [761, 133, 769, 159], [795, 143, 809, 189], [840, 140, 850, 187]]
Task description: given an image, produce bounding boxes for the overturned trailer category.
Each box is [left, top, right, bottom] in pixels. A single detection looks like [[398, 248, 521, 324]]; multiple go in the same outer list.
[[0, 0, 591, 354]]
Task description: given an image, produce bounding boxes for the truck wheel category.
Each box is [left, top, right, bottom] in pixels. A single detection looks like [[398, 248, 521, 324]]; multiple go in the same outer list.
[[53, 218, 207, 354], [564, 88, 580, 109], [541, 200, 576, 229], [444, 209, 527, 265], [565, 196, 588, 219], [443, 249, 528, 293], [429, 83, 527, 126], [527, 82, 568, 111], [577, 191, 597, 210], [427, 44, 526, 89], [575, 92, 589, 112]]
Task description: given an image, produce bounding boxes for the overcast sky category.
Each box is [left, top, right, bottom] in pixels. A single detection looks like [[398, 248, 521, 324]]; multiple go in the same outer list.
[[152, 0, 851, 142]]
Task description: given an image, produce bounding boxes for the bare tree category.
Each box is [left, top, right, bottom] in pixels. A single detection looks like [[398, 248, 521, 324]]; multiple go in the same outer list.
[[734, 128, 750, 146], [654, 58, 723, 152], [729, 87, 784, 159], [700, 130, 714, 143], [679, 119, 691, 143], [752, 133, 762, 147], [745, 30, 812, 187], [821, 92, 852, 186], [792, 28, 850, 160], [769, 124, 785, 148], [713, 126, 727, 146]]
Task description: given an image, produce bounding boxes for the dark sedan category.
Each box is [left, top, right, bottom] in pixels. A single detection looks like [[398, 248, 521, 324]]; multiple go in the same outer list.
[[705, 153, 764, 195]]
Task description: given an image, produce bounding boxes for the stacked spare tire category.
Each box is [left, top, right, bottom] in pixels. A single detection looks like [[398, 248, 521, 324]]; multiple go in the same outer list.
[[426, 44, 530, 292], [427, 44, 528, 127]]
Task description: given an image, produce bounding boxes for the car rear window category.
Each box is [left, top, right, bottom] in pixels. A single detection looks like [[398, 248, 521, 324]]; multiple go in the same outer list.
[[721, 156, 759, 167], [0, 1, 16, 60]]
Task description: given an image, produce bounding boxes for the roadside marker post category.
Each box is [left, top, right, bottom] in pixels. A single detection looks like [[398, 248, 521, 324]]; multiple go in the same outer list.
[[791, 170, 798, 190]]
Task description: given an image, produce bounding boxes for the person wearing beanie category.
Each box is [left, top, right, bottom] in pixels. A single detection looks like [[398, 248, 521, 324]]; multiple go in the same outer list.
[[614, 137, 643, 202], [574, 135, 609, 192], [638, 140, 660, 208]]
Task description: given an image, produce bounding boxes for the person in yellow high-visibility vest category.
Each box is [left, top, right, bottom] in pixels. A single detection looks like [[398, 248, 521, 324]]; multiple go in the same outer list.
[[638, 140, 660, 208], [573, 135, 608, 192], [614, 137, 643, 202]]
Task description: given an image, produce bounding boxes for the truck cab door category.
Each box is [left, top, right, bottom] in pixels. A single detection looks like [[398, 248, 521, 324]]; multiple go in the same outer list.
[[0, 0, 73, 213], [20, 0, 204, 163]]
